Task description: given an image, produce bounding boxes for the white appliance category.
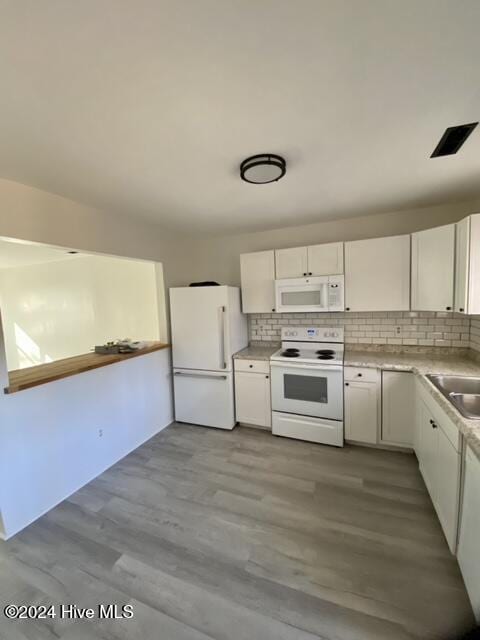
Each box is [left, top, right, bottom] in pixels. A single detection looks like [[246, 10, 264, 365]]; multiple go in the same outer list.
[[275, 275, 344, 313], [170, 286, 248, 429], [271, 326, 344, 446]]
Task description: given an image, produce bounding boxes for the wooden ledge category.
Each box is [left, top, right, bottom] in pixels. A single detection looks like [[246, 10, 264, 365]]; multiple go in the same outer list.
[[4, 342, 170, 395]]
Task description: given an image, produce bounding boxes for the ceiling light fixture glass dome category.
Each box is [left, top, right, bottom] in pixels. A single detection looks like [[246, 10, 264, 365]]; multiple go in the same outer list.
[[240, 154, 286, 184]]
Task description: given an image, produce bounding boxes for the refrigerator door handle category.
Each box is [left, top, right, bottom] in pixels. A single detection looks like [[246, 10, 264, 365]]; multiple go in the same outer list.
[[174, 371, 228, 380], [219, 305, 227, 369]]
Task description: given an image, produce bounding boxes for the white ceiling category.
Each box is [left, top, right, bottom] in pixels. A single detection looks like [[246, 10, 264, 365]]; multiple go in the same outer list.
[[0, 0, 479, 234], [0, 238, 82, 269]]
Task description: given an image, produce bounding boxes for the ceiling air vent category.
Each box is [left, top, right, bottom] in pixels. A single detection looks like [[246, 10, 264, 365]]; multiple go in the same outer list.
[[431, 122, 478, 157]]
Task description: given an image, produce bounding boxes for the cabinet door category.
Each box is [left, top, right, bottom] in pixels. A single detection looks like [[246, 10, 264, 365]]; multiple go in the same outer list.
[[240, 251, 275, 313], [307, 242, 344, 275], [455, 217, 470, 313], [418, 400, 438, 503], [381, 371, 414, 447], [275, 247, 308, 279], [345, 235, 410, 311], [458, 446, 480, 621], [411, 224, 455, 312], [344, 380, 378, 444], [414, 387, 423, 457], [435, 426, 461, 553], [235, 371, 271, 427]]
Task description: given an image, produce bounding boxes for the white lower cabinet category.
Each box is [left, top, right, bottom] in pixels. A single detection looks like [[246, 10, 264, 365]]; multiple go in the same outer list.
[[415, 380, 462, 553], [381, 371, 414, 447], [234, 360, 271, 428], [458, 445, 480, 622], [344, 367, 379, 444]]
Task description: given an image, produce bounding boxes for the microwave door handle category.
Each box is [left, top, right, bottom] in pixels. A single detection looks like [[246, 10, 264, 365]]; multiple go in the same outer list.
[[322, 283, 329, 310]]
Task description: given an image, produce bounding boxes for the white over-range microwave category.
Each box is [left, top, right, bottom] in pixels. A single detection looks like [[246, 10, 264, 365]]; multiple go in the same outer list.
[[275, 275, 344, 313]]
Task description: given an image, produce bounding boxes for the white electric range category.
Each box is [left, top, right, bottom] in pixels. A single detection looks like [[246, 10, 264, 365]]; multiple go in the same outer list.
[[270, 326, 344, 447]]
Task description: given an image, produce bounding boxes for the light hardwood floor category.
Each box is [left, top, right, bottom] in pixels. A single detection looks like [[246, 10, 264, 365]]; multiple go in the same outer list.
[[0, 424, 475, 640]]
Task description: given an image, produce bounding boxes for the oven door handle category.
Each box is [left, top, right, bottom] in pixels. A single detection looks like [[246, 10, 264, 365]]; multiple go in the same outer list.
[[270, 361, 343, 373]]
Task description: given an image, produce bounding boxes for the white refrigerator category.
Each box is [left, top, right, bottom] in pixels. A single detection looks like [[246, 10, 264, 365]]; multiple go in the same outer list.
[[170, 286, 248, 429]]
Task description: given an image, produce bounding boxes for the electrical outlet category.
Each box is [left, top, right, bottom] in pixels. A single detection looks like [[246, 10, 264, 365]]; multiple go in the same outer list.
[[98, 429, 103, 438], [395, 326, 401, 335]]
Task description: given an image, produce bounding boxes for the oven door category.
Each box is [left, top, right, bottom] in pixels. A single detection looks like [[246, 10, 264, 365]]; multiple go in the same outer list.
[[275, 277, 329, 313], [271, 361, 343, 420]]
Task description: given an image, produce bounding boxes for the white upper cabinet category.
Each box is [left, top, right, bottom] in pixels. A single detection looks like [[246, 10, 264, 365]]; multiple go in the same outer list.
[[411, 224, 455, 312], [307, 242, 344, 275], [240, 250, 276, 313], [275, 242, 344, 279], [275, 247, 308, 279], [455, 214, 480, 314], [455, 217, 470, 313], [345, 235, 410, 311]]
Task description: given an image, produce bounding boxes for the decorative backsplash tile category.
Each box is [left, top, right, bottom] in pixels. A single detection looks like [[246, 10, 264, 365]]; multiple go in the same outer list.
[[249, 311, 471, 348]]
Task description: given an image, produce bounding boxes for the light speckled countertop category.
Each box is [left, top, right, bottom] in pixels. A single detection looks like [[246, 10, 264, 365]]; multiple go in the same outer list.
[[233, 344, 279, 361], [345, 349, 480, 460]]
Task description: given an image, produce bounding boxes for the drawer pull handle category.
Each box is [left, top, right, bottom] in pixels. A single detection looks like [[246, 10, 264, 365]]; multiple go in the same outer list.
[[249, 364, 253, 368], [357, 373, 362, 377], [345, 382, 349, 387]]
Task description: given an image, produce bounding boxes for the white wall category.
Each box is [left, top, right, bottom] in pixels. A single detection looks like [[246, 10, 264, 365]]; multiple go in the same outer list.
[[0, 254, 161, 370], [2, 178, 480, 290], [0, 337, 173, 540], [0, 178, 194, 287]]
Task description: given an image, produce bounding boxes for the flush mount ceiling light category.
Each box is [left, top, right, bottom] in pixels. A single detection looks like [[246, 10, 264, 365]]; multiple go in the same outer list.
[[240, 154, 286, 184]]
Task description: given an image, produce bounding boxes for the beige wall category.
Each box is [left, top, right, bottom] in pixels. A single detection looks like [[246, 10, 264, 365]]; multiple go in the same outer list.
[[2, 178, 480, 289], [0, 179, 193, 287], [185, 199, 480, 286]]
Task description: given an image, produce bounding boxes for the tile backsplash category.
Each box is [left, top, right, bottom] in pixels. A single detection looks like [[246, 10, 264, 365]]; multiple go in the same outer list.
[[470, 317, 480, 352], [249, 311, 471, 348]]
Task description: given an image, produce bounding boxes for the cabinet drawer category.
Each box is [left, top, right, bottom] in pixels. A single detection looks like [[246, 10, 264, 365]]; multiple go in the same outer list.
[[234, 359, 270, 374], [344, 366, 378, 383]]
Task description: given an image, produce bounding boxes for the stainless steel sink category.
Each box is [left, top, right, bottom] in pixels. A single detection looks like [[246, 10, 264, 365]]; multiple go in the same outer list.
[[449, 393, 480, 420], [426, 374, 480, 419]]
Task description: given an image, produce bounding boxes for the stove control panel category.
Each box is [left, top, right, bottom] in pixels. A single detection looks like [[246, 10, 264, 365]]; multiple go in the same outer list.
[[281, 326, 344, 342]]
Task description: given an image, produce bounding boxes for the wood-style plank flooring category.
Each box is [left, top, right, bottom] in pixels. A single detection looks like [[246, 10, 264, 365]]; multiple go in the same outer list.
[[0, 424, 475, 639]]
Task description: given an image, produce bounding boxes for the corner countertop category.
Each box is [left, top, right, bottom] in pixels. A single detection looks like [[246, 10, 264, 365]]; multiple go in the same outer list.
[[345, 348, 480, 460], [4, 342, 170, 395], [345, 349, 480, 376], [233, 344, 279, 361]]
